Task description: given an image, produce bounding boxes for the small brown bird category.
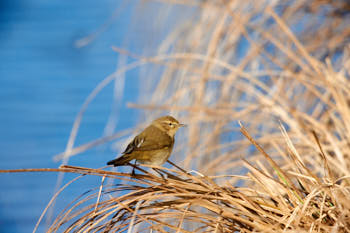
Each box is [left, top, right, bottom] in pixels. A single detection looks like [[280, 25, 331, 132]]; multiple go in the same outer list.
[[107, 115, 185, 166]]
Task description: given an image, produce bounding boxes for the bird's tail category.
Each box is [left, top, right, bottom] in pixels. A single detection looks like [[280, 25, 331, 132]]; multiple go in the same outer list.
[[107, 154, 133, 166]]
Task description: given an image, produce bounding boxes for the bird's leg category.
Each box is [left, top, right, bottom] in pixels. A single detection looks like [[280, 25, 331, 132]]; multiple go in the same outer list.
[[131, 160, 137, 176]]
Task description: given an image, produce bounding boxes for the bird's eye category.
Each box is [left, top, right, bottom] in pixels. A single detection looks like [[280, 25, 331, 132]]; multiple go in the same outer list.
[[168, 122, 176, 128]]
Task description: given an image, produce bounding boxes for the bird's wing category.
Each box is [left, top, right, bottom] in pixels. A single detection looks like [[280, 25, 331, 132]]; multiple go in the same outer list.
[[122, 135, 144, 154], [122, 126, 172, 154]]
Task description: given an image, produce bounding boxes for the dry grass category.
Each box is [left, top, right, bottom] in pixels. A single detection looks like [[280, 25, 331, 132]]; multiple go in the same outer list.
[[1, 0, 350, 232], [3, 123, 350, 232]]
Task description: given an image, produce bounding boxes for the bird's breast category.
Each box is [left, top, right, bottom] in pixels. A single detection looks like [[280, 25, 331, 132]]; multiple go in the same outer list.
[[137, 149, 171, 166]]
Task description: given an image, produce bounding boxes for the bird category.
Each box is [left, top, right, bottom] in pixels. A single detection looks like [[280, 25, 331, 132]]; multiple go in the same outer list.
[[107, 115, 185, 167]]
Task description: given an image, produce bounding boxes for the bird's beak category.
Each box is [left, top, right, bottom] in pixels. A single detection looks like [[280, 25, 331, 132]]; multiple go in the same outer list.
[[179, 123, 186, 127]]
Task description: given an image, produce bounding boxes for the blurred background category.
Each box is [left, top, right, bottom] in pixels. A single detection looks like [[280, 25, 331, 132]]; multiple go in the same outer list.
[[0, 0, 143, 232]]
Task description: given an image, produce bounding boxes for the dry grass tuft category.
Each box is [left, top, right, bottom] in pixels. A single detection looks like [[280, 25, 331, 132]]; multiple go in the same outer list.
[[4, 122, 348, 232], [66, 0, 350, 231], [41, 124, 349, 232]]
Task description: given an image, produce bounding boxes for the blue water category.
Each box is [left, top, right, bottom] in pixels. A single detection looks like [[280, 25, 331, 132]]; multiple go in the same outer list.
[[0, 1, 139, 232]]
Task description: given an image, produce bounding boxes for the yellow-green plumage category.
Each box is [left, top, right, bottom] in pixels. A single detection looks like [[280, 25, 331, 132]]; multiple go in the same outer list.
[[107, 115, 184, 166]]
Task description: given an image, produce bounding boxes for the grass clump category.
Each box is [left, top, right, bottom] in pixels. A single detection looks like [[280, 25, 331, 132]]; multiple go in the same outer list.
[[39, 125, 349, 232]]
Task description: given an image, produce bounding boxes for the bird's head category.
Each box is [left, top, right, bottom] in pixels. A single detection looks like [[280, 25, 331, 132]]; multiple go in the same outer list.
[[152, 115, 185, 137]]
